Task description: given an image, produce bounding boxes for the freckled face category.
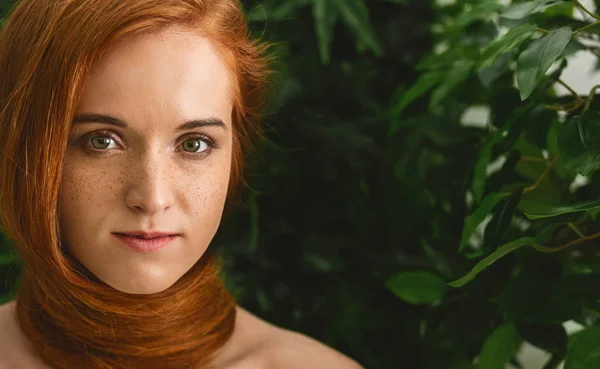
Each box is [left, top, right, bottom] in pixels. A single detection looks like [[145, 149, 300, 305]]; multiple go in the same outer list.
[[59, 26, 233, 295]]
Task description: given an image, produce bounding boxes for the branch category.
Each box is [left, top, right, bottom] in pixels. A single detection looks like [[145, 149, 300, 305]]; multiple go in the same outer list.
[[574, 0, 600, 20], [573, 21, 600, 35], [544, 101, 583, 112], [521, 156, 551, 163], [532, 230, 600, 253], [523, 157, 558, 194], [583, 84, 600, 114], [544, 80, 584, 112], [557, 79, 582, 101]]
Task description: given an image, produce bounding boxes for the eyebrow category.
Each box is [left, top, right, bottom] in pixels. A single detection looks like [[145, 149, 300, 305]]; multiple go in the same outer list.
[[71, 113, 228, 131]]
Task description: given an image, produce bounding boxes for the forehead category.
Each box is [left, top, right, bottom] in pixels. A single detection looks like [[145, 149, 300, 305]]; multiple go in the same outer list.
[[76, 25, 233, 126]]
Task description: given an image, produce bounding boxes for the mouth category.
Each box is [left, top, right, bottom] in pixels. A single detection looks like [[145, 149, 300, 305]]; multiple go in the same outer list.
[[114, 231, 179, 239], [119, 234, 170, 239], [113, 233, 179, 252]]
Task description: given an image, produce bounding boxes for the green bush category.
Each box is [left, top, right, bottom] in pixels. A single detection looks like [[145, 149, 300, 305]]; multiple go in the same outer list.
[[387, 1, 600, 368]]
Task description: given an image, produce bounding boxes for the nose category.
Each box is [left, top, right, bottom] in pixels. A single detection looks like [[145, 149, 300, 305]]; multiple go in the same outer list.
[[124, 148, 175, 215]]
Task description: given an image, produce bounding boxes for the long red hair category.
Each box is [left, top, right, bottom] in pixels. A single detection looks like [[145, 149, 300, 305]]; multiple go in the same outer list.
[[0, 1, 272, 368]]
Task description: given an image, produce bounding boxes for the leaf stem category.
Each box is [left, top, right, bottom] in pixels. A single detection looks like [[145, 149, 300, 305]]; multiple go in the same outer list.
[[573, 21, 600, 35], [567, 222, 586, 239], [531, 230, 600, 253], [557, 79, 582, 101], [523, 157, 558, 194], [545, 80, 584, 112], [574, 0, 600, 20], [544, 103, 582, 112], [537, 27, 550, 34], [583, 84, 600, 114], [521, 156, 550, 163]]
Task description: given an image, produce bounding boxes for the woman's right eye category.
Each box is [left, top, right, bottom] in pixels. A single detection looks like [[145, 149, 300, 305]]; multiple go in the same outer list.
[[79, 130, 120, 153], [90, 136, 117, 149]]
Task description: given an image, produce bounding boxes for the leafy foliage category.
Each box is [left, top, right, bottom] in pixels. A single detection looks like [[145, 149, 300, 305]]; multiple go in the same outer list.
[[391, 0, 600, 368]]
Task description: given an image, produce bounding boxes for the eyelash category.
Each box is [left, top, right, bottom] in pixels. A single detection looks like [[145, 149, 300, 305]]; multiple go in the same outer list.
[[77, 129, 217, 158]]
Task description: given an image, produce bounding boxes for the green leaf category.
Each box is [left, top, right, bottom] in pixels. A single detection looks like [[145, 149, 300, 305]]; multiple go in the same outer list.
[[524, 198, 600, 220], [501, 0, 569, 20], [430, 60, 475, 108], [484, 187, 523, 248], [471, 144, 493, 203], [416, 49, 461, 71], [479, 23, 538, 70], [273, 0, 312, 18], [336, 0, 383, 57], [558, 38, 587, 60], [390, 70, 445, 119], [558, 111, 600, 175], [475, 324, 521, 369], [448, 237, 534, 288], [385, 271, 447, 304], [313, 0, 338, 64], [478, 52, 512, 88], [543, 1, 574, 17], [455, 2, 505, 28], [564, 325, 600, 369], [517, 26, 572, 100], [248, 0, 312, 21], [460, 192, 505, 253]]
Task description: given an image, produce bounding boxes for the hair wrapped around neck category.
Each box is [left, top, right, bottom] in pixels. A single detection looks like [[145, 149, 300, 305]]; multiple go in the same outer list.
[[17, 250, 236, 369]]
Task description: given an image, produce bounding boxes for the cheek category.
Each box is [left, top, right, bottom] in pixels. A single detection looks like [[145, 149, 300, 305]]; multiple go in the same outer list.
[[190, 160, 231, 220], [59, 158, 118, 223], [181, 146, 232, 230]]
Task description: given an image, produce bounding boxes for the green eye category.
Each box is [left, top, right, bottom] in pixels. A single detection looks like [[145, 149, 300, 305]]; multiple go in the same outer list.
[[182, 138, 209, 153], [91, 136, 113, 149]]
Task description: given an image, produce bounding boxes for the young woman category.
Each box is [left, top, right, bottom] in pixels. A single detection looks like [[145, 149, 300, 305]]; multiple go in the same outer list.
[[0, 1, 363, 368]]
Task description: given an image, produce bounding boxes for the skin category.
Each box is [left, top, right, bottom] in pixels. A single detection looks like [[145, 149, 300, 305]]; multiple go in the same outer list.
[[0, 24, 364, 369], [59, 25, 233, 294]]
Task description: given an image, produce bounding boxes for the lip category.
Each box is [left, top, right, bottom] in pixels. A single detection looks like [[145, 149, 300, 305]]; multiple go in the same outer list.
[[118, 231, 178, 239], [113, 233, 178, 253]]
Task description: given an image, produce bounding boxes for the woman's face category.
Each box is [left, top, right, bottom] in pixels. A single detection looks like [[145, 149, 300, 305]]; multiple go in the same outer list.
[[59, 25, 233, 295]]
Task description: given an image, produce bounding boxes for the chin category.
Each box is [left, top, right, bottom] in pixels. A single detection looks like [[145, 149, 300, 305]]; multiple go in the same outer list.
[[107, 279, 176, 295], [94, 266, 183, 295]]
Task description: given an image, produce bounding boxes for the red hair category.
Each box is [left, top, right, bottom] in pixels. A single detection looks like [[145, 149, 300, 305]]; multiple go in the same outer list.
[[0, 0, 272, 368]]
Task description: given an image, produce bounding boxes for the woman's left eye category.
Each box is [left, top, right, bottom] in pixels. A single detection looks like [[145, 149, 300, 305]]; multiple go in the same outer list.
[[181, 137, 212, 154]]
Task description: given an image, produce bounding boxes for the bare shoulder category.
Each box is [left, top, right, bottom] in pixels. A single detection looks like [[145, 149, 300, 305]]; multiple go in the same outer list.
[[264, 325, 364, 369], [219, 306, 363, 369], [0, 300, 52, 369], [0, 300, 17, 368]]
